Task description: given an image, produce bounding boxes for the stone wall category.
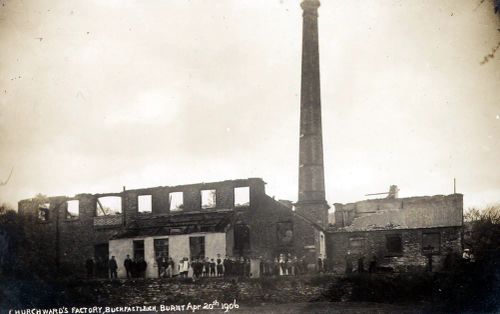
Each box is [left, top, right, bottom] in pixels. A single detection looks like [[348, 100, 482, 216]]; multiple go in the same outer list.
[[333, 194, 463, 230], [76, 276, 331, 306], [326, 226, 462, 273]]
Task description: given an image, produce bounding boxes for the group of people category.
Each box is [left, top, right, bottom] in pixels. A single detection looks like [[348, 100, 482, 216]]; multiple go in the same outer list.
[[85, 255, 148, 279], [344, 254, 378, 274], [86, 253, 331, 279], [260, 254, 311, 276], [163, 254, 250, 278], [123, 255, 148, 278]]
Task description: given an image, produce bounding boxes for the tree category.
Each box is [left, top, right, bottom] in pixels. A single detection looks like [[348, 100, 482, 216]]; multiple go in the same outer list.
[[0, 203, 22, 275], [463, 204, 500, 261], [478, 0, 500, 64]]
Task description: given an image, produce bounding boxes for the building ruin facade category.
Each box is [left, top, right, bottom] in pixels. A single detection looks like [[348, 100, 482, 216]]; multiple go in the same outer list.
[[18, 178, 325, 278]]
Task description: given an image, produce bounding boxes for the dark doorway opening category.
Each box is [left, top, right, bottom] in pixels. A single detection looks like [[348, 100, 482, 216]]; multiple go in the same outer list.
[[94, 243, 109, 278], [234, 224, 251, 256], [189, 236, 205, 260]]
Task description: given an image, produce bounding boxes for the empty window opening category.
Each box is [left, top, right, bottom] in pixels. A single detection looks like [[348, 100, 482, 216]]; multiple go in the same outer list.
[[169, 192, 184, 211], [66, 200, 79, 219], [38, 203, 50, 222], [276, 221, 293, 246], [96, 196, 122, 216], [133, 240, 145, 261], [348, 237, 366, 255], [154, 238, 169, 260], [138, 195, 152, 213], [189, 236, 205, 260], [201, 189, 216, 209], [234, 187, 250, 207], [386, 234, 403, 255], [422, 233, 441, 254]]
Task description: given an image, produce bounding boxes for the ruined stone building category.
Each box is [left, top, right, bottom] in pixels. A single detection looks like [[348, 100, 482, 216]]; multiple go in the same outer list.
[[19, 178, 325, 278], [17, 0, 463, 278], [328, 192, 463, 272]]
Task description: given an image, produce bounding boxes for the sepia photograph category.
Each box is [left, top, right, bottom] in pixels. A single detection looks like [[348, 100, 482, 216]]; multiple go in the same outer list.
[[1, 0, 499, 313]]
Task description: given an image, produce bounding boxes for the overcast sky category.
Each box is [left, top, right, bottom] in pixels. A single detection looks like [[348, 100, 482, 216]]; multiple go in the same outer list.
[[0, 0, 499, 211]]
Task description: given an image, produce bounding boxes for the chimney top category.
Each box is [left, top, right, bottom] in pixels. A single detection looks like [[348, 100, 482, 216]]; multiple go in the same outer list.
[[301, 0, 320, 11]]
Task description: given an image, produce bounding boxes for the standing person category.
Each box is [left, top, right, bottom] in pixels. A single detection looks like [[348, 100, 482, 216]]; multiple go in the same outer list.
[[85, 257, 94, 278], [131, 258, 138, 278], [279, 254, 286, 276], [138, 258, 147, 278], [109, 256, 118, 279], [196, 258, 203, 278], [166, 257, 174, 278], [323, 257, 329, 273], [286, 254, 293, 276], [223, 256, 229, 277], [357, 257, 365, 273], [273, 257, 280, 276], [244, 258, 251, 277], [259, 256, 266, 276], [157, 255, 167, 278], [124, 255, 132, 278], [178, 257, 189, 278], [191, 258, 199, 279], [292, 256, 299, 276], [216, 254, 224, 277], [209, 259, 216, 277], [203, 257, 210, 277], [368, 255, 378, 274], [317, 256, 323, 274], [345, 251, 353, 274], [301, 256, 308, 275], [237, 257, 245, 277]]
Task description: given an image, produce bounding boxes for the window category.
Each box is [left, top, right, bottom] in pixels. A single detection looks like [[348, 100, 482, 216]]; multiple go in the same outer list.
[[422, 233, 440, 254], [138, 195, 152, 213], [38, 203, 50, 222], [169, 192, 184, 211], [234, 224, 251, 254], [234, 187, 250, 207], [189, 236, 205, 260], [386, 234, 403, 255], [154, 238, 169, 259], [201, 189, 216, 209], [133, 240, 145, 260], [348, 237, 366, 254], [276, 221, 293, 246], [66, 200, 79, 220], [96, 196, 122, 216]]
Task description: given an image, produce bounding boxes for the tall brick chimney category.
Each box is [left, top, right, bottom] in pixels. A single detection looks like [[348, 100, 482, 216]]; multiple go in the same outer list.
[[296, 0, 329, 228]]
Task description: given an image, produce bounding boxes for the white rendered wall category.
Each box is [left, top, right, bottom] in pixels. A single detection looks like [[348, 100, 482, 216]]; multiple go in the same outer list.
[[109, 232, 226, 279]]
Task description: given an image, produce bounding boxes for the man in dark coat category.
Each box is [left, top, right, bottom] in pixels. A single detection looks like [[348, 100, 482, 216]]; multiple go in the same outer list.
[[216, 254, 223, 277], [124, 254, 132, 278], [138, 258, 147, 278], [109, 256, 118, 279], [345, 252, 353, 274], [85, 257, 94, 278], [368, 255, 378, 274], [223, 256, 230, 277], [357, 256, 365, 273]]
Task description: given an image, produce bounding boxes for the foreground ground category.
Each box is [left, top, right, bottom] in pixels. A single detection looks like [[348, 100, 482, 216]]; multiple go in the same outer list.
[[208, 302, 426, 314]]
